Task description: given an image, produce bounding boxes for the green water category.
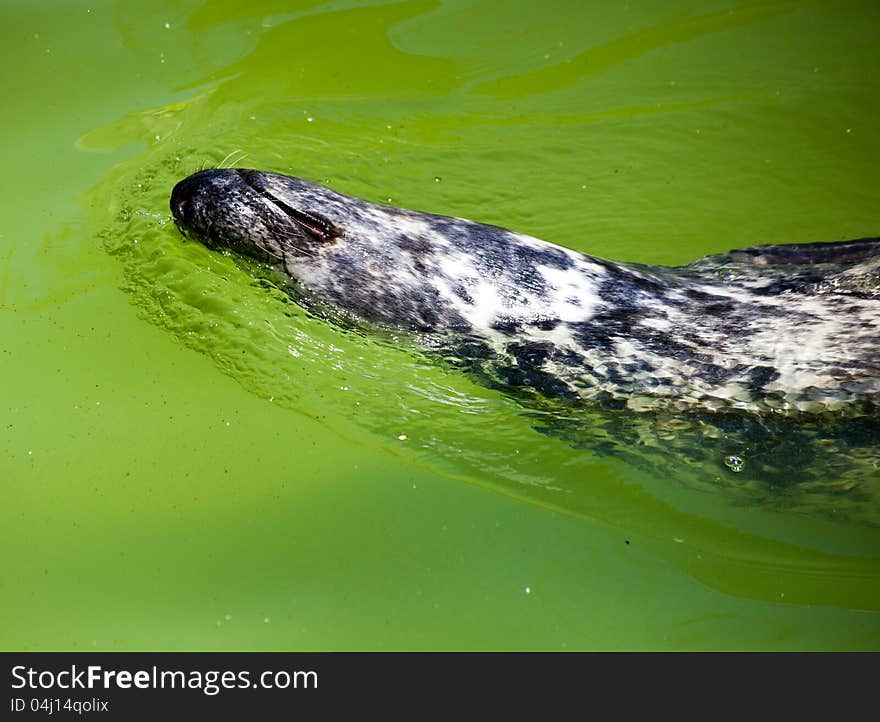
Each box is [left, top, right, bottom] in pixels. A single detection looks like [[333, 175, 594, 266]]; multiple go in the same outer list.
[[2, 0, 879, 650]]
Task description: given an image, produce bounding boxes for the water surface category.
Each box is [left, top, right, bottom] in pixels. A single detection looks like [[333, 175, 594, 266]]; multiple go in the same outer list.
[[2, 0, 879, 649]]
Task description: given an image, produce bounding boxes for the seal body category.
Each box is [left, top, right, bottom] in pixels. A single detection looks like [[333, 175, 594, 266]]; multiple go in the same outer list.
[[170, 168, 880, 417]]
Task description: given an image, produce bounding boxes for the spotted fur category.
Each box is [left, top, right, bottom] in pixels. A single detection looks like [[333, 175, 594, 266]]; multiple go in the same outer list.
[[171, 168, 880, 418]]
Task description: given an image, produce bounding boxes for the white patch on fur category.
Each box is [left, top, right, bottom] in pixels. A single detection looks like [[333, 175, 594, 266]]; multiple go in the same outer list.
[[536, 263, 603, 321]]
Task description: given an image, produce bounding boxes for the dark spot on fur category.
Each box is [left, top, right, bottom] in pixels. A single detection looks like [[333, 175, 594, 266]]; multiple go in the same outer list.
[[399, 234, 433, 255], [496, 364, 578, 399], [453, 285, 474, 304], [491, 321, 522, 336], [749, 276, 824, 296], [458, 340, 493, 358], [507, 341, 553, 370], [748, 365, 780, 390]]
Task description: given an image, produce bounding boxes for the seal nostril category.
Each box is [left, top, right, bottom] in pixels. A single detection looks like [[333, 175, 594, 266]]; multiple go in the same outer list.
[[170, 184, 187, 221]]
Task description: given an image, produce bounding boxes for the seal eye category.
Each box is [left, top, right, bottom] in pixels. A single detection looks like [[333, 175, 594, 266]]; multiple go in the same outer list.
[[234, 168, 339, 243], [272, 199, 338, 242]]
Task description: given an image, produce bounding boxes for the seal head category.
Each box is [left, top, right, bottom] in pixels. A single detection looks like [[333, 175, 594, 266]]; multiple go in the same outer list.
[[171, 168, 340, 265]]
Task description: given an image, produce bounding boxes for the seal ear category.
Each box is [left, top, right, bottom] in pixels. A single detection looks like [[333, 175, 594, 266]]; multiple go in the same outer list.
[[723, 237, 880, 266]]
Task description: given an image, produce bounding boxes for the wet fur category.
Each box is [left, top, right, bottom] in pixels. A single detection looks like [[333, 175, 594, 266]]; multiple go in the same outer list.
[[171, 168, 880, 418]]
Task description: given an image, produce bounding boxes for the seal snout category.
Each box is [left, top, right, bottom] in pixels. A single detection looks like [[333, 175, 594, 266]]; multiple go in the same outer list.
[[170, 169, 228, 229], [168, 168, 307, 264], [169, 178, 193, 225]]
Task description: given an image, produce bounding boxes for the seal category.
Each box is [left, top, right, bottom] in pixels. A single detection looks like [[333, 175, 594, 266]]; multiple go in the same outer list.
[[170, 168, 880, 418]]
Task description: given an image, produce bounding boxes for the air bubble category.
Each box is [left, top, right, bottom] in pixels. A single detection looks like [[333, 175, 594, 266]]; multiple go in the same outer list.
[[724, 455, 744, 473]]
